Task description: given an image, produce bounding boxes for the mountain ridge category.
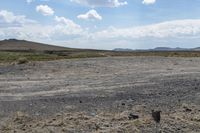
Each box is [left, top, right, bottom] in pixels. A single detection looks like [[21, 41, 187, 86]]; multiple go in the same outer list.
[[0, 39, 71, 51]]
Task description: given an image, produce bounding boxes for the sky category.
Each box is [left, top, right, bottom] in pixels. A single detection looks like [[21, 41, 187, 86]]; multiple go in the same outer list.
[[0, 0, 200, 50]]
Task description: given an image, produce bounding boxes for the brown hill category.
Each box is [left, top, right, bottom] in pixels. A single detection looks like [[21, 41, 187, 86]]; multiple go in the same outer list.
[[0, 39, 70, 51]]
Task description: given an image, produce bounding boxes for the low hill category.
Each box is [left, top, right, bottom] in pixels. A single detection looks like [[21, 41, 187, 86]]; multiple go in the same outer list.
[[0, 39, 70, 52], [152, 47, 189, 51], [113, 48, 133, 51]]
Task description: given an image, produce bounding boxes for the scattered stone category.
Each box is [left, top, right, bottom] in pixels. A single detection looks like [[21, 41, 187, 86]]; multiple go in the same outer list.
[[121, 103, 125, 106], [151, 110, 161, 123], [183, 107, 192, 112], [90, 112, 96, 117], [128, 113, 139, 120]]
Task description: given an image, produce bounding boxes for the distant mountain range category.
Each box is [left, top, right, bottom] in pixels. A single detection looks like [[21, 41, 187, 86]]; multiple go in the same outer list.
[[113, 47, 200, 51]]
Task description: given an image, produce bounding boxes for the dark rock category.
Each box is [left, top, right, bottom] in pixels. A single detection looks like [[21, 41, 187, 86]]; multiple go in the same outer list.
[[151, 110, 161, 123], [183, 107, 192, 112], [128, 113, 139, 120], [121, 103, 125, 106]]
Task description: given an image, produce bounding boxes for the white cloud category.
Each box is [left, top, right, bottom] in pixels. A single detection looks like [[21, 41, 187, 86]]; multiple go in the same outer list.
[[36, 5, 54, 16], [26, 0, 34, 4], [0, 12, 84, 42], [70, 0, 127, 7], [0, 10, 36, 27], [77, 10, 102, 21], [142, 0, 156, 5], [26, 0, 49, 4], [54, 16, 81, 29], [92, 19, 200, 39], [0, 23, 84, 43]]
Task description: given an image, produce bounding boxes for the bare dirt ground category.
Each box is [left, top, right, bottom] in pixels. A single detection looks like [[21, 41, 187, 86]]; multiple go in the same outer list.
[[0, 56, 200, 132]]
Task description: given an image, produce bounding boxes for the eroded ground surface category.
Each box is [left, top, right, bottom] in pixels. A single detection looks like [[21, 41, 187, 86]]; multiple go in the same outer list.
[[0, 57, 200, 132]]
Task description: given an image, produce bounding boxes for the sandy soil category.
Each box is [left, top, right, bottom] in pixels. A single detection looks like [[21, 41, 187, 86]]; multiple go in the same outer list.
[[0, 57, 200, 132]]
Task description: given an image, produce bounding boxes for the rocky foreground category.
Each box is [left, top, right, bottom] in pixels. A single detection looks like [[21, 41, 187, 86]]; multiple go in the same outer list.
[[0, 57, 200, 132]]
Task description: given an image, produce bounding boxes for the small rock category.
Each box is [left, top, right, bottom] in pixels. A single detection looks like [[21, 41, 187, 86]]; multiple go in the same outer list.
[[128, 113, 139, 120], [183, 106, 192, 112], [121, 103, 125, 106], [90, 112, 96, 117]]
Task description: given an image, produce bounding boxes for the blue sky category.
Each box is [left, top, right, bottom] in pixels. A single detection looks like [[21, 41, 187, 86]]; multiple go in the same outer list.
[[0, 0, 200, 49]]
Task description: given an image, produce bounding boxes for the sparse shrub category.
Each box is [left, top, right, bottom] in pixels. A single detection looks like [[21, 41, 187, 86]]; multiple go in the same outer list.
[[44, 51, 54, 54], [17, 57, 29, 64]]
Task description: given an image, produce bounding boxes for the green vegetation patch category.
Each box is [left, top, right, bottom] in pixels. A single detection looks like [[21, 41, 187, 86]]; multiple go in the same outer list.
[[0, 51, 63, 63], [0, 51, 200, 63]]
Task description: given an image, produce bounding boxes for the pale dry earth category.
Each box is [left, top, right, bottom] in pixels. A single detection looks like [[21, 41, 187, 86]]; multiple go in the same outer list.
[[0, 57, 200, 132]]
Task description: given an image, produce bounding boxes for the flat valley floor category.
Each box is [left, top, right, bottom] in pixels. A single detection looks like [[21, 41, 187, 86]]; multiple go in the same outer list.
[[0, 57, 200, 132]]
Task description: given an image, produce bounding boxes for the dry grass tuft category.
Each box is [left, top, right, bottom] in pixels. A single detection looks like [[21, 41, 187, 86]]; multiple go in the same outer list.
[[1, 104, 200, 132], [17, 57, 29, 64]]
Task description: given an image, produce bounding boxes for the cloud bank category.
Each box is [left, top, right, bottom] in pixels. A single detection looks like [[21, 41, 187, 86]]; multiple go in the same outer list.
[[70, 0, 127, 8], [93, 19, 200, 39]]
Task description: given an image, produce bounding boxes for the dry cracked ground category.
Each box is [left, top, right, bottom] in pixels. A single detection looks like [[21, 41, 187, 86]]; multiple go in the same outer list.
[[0, 56, 200, 133]]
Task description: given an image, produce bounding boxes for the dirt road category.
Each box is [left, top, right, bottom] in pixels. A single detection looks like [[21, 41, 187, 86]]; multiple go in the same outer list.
[[0, 57, 200, 132]]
